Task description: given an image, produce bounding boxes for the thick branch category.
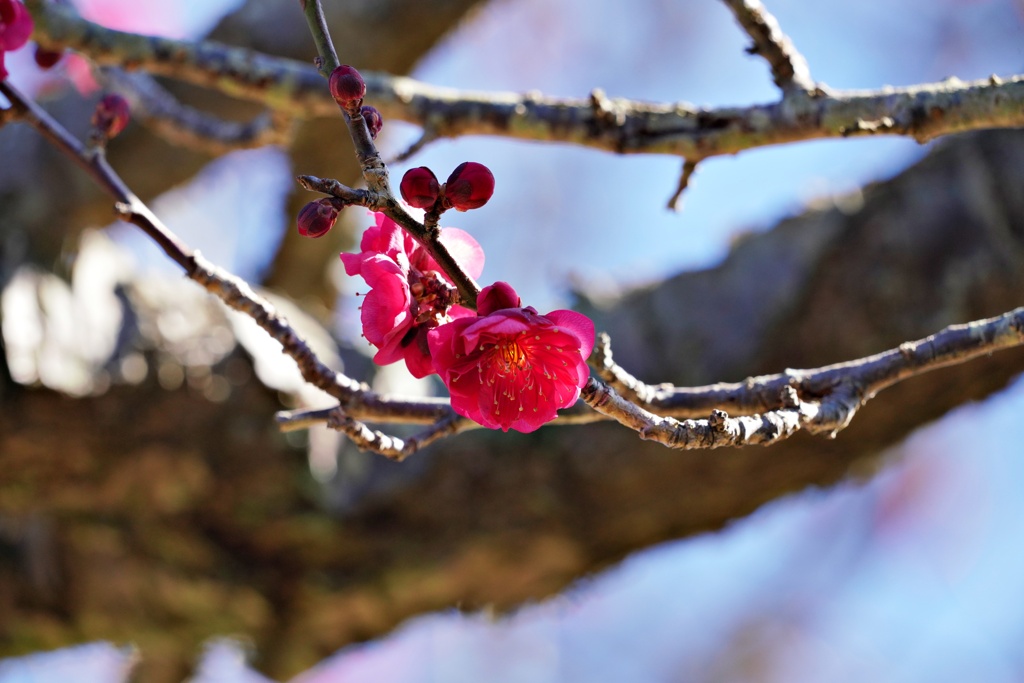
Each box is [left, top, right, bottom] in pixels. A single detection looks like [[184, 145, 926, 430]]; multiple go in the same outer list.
[[27, 0, 1024, 161]]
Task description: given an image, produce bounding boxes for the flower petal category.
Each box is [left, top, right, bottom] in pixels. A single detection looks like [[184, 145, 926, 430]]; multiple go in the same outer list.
[[545, 309, 596, 358], [437, 227, 485, 280]]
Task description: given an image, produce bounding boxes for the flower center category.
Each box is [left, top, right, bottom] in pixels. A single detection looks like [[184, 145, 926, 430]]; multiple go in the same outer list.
[[409, 269, 458, 325], [493, 336, 528, 376]]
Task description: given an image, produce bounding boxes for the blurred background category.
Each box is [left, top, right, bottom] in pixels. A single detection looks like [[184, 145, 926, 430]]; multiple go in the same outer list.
[[2, 0, 1024, 680]]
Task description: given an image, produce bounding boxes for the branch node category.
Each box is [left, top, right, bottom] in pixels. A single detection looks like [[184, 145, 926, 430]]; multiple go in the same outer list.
[[779, 385, 800, 409]]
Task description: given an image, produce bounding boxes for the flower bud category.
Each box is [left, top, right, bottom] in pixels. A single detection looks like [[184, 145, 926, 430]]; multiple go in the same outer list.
[[399, 167, 440, 209], [477, 281, 521, 315], [33, 46, 64, 70], [443, 162, 495, 211], [297, 198, 343, 238], [360, 105, 382, 139], [329, 64, 365, 108], [91, 93, 131, 140]]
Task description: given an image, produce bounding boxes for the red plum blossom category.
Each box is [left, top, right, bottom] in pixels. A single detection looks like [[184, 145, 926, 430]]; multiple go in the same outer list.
[[0, 0, 33, 80], [341, 212, 484, 378], [428, 282, 595, 433]]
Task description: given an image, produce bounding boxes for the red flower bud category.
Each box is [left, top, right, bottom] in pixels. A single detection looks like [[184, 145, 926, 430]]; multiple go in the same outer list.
[[91, 93, 131, 140], [33, 46, 63, 70], [297, 198, 344, 238], [360, 105, 382, 139], [477, 281, 521, 315], [444, 162, 495, 211], [329, 64, 365, 108], [399, 167, 440, 209]]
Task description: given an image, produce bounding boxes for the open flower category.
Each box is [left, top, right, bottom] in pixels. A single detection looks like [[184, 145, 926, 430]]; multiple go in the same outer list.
[[0, 0, 33, 80], [341, 212, 484, 378], [428, 282, 595, 433]]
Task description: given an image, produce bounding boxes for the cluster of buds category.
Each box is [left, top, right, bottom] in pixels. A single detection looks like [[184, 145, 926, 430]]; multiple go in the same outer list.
[[328, 64, 382, 139], [400, 162, 495, 213]]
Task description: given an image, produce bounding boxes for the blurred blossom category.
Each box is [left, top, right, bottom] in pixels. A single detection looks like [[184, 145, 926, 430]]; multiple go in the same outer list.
[[71, 0, 244, 39], [186, 640, 276, 683], [0, 231, 131, 395], [6, 0, 242, 94], [0, 643, 135, 683]]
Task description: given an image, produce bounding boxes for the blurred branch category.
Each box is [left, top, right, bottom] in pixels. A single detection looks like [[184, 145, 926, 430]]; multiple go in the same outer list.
[[720, 0, 816, 93], [103, 69, 297, 154], [26, 0, 1024, 162], [666, 159, 699, 211]]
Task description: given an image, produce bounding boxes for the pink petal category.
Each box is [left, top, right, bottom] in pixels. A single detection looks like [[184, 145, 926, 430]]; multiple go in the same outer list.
[[0, 1, 33, 51], [545, 310, 596, 358]]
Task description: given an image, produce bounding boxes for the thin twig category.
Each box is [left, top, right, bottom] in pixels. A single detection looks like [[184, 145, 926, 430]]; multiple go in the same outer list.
[[720, 0, 816, 94], [666, 159, 699, 211], [0, 79, 356, 400], [27, 0, 1024, 159], [327, 409, 474, 461], [276, 398, 608, 434], [297, 0, 481, 309], [297, 175, 378, 206]]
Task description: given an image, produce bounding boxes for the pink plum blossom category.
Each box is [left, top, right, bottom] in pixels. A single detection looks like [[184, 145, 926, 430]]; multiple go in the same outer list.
[[428, 282, 595, 433], [341, 212, 484, 378], [0, 0, 33, 80]]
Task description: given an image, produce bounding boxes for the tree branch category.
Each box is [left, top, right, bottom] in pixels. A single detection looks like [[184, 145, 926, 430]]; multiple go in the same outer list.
[[279, 305, 1024, 455], [589, 307, 1024, 445], [295, 0, 481, 309], [0, 79, 355, 400], [326, 410, 474, 461], [103, 69, 296, 154], [27, 0, 1024, 162], [720, 0, 816, 93]]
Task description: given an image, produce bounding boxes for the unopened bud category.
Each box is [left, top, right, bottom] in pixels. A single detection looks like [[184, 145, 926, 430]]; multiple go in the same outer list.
[[399, 167, 440, 209], [443, 162, 494, 211], [91, 93, 131, 140], [329, 65, 365, 108], [33, 46, 64, 70], [477, 281, 521, 315], [360, 105, 382, 139], [297, 198, 344, 238]]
